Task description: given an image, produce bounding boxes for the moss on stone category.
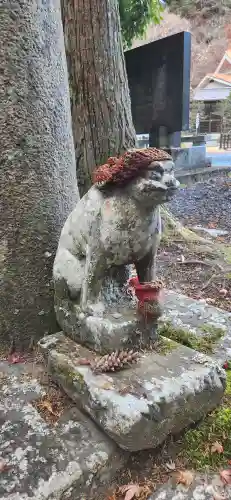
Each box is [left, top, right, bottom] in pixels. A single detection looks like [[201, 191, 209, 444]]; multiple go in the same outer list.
[[54, 358, 85, 391], [155, 336, 178, 355], [179, 371, 231, 470], [158, 321, 223, 354], [200, 324, 224, 336]]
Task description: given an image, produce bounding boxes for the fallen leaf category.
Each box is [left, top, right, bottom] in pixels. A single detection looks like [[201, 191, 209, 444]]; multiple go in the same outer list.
[[76, 358, 92, 366], [0, 459, 9, 472], [165, 460, 176, 471], [219, 288, 228, 297], [8, 353, 24, 364], [220, 469, 231, 485], [211, 441, 224, 454], [119, 483, 141, 500], [175, 470, 194, 487], [37, 400, 59, 417]]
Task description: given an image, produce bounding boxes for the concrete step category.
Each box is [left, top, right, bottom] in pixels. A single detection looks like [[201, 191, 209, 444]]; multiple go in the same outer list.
[[0, 360, 124, 500], [39, 332, 225, 452], [148, 473, 231, 499], [161, 290, 231, 364]]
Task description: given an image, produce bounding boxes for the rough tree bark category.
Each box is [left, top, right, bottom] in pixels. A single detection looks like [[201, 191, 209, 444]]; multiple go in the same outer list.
[[0, 0, 79, 348], [62, 0, 137, 197]]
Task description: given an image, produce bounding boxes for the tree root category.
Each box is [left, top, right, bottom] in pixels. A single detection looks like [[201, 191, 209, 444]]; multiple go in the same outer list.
[[160, 207, 231, 265], [161, 207, 210, 245]]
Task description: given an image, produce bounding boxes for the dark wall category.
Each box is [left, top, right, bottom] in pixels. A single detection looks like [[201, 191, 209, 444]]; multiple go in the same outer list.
[[125, 32, 191, 135]]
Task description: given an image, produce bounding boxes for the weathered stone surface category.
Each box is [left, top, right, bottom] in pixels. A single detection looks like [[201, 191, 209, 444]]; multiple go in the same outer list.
[[39, 332, 226, 452], [55, 301, 158, 354], [53, 150, 179, 352], [0, 361, 124, 500], [148, 474, 231, 499], [162, 290, 231, 363]]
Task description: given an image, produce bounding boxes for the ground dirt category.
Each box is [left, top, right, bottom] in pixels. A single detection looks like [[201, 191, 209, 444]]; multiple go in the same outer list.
[[158, 177, 231, 313], [158, 237, 231, 313]]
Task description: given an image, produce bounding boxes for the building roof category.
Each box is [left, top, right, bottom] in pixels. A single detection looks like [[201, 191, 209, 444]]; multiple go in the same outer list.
[[193, 47, 231, 101], [208, 73, 231, 84]]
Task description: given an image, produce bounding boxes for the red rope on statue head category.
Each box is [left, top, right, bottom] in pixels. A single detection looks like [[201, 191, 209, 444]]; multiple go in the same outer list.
[[92, 148, 172, 188]]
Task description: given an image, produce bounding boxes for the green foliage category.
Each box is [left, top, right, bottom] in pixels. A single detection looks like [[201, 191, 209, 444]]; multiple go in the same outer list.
[[216, 91, 231, 125], [180, 371, 231, 470], [119, 0, 164, 48]]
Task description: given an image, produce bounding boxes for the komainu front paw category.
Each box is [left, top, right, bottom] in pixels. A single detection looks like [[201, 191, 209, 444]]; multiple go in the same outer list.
[[83, 301, 106, 317]]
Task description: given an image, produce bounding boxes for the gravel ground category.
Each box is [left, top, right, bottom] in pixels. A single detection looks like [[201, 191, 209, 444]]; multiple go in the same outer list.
[[167, 176, 231, 241], [157, 175, 231, 312]]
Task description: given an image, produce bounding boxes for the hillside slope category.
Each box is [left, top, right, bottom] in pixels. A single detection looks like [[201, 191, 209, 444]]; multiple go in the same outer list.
[[132, 2, 231, 87]]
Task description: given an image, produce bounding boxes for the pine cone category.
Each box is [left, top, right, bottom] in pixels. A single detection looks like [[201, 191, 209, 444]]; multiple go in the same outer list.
[[92, 350, 140, 374]]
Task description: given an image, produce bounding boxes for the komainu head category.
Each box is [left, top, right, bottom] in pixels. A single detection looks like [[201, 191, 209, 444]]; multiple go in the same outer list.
[[92, 148, 179, 207]]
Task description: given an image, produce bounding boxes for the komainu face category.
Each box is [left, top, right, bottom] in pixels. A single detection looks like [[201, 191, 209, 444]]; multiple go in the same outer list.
[[129, 159, 179, 207]]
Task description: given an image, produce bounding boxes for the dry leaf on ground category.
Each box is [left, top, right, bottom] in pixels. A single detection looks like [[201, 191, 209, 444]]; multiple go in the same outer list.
[[220, 469, 231, 485], [0, 459, 9, 472], [37, 399, 60, 417], [175, 470, 194, 487], [76, 358, 92, 366], [8, 353, 24, 364], [119, 483, 141, 500], [211, 441, 224, 454], [165, 461, 176, 471]]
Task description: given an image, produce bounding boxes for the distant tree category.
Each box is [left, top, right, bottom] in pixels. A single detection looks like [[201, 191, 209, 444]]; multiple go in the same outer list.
[[216, 92, 231, 130], [62, 0, 137, 197], [119, 0, 164, 48]]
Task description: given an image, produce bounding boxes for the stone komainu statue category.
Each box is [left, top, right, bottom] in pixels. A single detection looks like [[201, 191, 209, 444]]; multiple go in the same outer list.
[[53, 148, 179, 350]]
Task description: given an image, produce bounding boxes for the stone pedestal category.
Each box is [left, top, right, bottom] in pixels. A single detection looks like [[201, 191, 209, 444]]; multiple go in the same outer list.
[[55, 298, 159, 354], [39, 332, 226, 452]]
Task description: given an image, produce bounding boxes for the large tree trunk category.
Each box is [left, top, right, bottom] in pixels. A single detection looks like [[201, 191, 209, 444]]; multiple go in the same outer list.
[[0, 0, 79, 349], [62, 0, 137, 197]]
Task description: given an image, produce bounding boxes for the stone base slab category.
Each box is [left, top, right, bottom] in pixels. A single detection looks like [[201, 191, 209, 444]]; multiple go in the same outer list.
[[162, 290, 231, 363], [0, 360, 124, 500], [39, 332, 226, 452]]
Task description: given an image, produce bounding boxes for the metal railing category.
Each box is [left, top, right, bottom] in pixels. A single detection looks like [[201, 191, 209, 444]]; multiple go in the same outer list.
[[220, 131, 231, 149]]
